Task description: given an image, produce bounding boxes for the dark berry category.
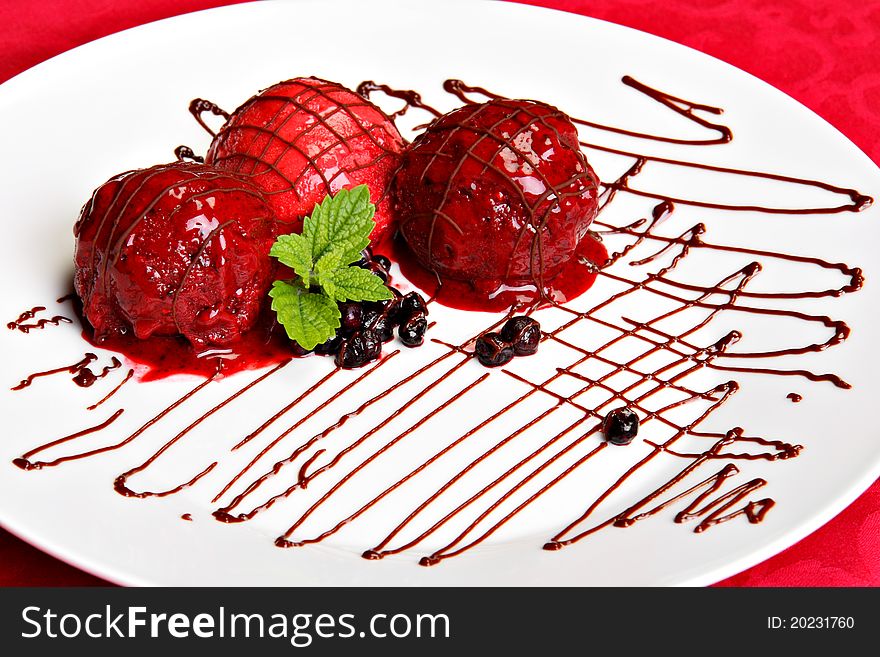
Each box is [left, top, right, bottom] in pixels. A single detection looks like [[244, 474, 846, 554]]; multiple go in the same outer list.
[[363, 308, 394, 342], [398, 311, 428, 347], [362, 290, 404, 337], [289, 341, 312, 357], [339, 302, 363, 332], [381, 289, 405, 324], [390, 289, 405, 319], [369, 262, 389, 283], [474, 332, 514, 367], [336, 329, 382, 369], [362, 307, 378, 324], [400, 291, 428, 317], [602, 407, 639, 446], [353, 246, 374, 269], [500, 316, 541, 356], [361, 328, 382, 355], [383, 292, 403, 318], [314, 332, 343, 355], [373, 254, 392, 271]]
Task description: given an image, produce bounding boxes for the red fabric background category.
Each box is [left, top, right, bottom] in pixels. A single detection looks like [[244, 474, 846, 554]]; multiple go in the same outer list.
[[0, 0, 878, 587]]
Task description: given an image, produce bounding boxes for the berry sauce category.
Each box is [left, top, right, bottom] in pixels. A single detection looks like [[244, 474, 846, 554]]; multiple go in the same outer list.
[[80, 310, 295, 381], [386, 231, 609, 312]]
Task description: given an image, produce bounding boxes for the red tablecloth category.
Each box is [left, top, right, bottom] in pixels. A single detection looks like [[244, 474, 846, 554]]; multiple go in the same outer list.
[[1, 0, 878, 587]]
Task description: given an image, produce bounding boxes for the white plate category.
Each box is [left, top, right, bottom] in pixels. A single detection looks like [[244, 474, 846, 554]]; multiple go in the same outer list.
[[1, 0, 879, 586]]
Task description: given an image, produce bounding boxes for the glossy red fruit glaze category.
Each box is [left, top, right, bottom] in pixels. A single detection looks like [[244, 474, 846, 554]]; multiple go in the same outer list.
[[394, 98, 600, 299], [74, 162, 280, 347], [86, 313, 296, 381], [206, 77, 406, 242], [388, 232, 609, 312]]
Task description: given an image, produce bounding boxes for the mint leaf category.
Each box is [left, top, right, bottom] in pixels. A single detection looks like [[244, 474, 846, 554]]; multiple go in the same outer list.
[[313, 250, 344, 275], [267, 186, 394, 350], [303, 185, 375, 264], [318, 266, 393, 303], [313, 251, 345, 300], [268, 280, 341, 350], [270, 233, 313, 285]]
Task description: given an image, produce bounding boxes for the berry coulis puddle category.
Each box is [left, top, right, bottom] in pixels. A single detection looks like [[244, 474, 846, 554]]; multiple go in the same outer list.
[[82, 313, 293, 381], [7, 67, 874, 569], [386, 230, 609, 312]]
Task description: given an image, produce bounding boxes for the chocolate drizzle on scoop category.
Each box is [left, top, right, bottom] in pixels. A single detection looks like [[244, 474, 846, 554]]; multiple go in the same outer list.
[[9, 74, 873, 568]]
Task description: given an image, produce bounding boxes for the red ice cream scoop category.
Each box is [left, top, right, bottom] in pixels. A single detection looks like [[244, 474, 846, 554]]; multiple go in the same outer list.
[[206, 77, 406, 242], [394, 98, 600, 289], [74, 162, 280, 347]]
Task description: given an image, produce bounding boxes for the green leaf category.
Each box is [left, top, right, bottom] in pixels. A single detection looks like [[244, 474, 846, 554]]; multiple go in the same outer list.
[[313, 250, 344, 275], [266, 186, 395, 351], [268, 280, 341, 350], [313, 251, 345, 300], [318, 266, 393, 303], [303, 185, 375, 264], [269, 233, 313, 285]]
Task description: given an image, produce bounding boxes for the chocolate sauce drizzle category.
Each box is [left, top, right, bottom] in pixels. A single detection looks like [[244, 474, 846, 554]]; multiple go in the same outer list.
[[7, 306, 72, 333], [87, 368, 134, 410], [13, 408, 125, 471], [10, 352, 125, 391], [357, 81, 441, 120], [72, 356, 122, 388], [174, 145, 204, 163], [10, 74, 873, 570], [12, 353, 96, 390], [438, 78, 870, 216], [443, 77, 733, 146], [188, 98, 230, 137]]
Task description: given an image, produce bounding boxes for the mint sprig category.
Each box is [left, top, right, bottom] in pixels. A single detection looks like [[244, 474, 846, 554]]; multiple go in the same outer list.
[[268, 186, 392, 350]]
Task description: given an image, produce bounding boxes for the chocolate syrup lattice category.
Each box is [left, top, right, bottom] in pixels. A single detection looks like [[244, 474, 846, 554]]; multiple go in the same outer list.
[[9, 75, 873, 570]]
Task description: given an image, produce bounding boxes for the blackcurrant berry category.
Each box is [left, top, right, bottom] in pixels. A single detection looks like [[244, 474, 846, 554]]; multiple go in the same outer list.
[[339, 302, 363, 332], [500, 316, 541, 356], [336, 329, 382, 369], [373, 254, 392, 271], [289, 341, 312, 357], [602, 407, 639, 446], [398, 311, 428, 347], [314, 332, 343, 355], [383, 292, 403, 320], [400, 291, 428, 317], [369, 262, 388, 283], [353, 246, 373, 269], [363, 309, 394, 343], [474, 333, 514, 367], [381, 288, 405, 324]]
